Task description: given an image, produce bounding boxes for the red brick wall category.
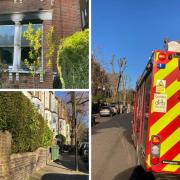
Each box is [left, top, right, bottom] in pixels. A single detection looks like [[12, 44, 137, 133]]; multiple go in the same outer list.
[[0, 131, 11, 180], [0, 131, 50, 180], [10, 148, 48, 180], [0, 0, 82, 88]]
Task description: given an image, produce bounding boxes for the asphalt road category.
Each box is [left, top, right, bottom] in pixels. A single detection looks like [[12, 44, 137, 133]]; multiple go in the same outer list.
[[92, 113, 137, 180]]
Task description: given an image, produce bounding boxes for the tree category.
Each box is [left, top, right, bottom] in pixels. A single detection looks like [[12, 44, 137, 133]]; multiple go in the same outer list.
[[57, 29, 89, 89], [23, 24, 55, 88], [23, 23, 42, 88]]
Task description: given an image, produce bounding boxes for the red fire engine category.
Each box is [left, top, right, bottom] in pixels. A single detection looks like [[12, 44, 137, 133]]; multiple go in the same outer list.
[[132, 49, 180, 178]]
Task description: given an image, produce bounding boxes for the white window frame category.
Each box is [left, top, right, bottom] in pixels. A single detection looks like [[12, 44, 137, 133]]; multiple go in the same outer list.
[[0, 23, 43, 73]]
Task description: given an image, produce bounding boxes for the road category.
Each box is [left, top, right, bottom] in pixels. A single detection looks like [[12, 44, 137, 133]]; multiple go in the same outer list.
[[92, 113, 137, 180]]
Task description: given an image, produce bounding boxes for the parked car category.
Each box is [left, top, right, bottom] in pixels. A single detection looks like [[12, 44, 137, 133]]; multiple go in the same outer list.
[[78, 142, 89, 155], [109, 105, 118, 114], [111, 103, 120, 114], [82, 144, 89, 162], [99, 106, 112, 116]]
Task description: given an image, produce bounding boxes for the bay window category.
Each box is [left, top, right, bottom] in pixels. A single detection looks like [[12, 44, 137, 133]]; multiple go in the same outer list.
[[0, 25, 14, 66], [0, 23, 43, 71]]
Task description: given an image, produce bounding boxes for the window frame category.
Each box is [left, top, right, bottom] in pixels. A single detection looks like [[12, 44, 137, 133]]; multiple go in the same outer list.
[[0, 23, 43, 73]]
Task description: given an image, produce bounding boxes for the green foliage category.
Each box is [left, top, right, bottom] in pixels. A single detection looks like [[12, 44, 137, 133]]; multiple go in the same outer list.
[[56, 134, 66, 145], [23, 23, 42, 76], [45, 26, 55, 68], [0, 92, 53, 153], [57, 29, 89, 89], [92, 92, 105, 103]]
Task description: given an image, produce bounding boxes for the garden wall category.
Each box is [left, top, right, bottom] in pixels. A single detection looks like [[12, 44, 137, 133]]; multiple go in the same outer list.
[[0, 131, 50, 180]]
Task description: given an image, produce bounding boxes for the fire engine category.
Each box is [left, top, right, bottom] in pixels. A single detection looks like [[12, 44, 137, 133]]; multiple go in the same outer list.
[[132, 43, 180, 178]]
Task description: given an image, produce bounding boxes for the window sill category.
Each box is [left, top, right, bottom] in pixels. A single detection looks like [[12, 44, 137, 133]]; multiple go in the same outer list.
[[8, 67, 42, 74]]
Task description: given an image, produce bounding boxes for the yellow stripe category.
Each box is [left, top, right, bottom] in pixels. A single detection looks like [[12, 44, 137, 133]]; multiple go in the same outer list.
[[162, 154, 180, 172], [160, 128, 180, 157], [149, 102, 180, 140], [153, 58, 178, 87], [166, 80, 180, 99], [147, 154, 151, 167], [151, 80, 180, 113]]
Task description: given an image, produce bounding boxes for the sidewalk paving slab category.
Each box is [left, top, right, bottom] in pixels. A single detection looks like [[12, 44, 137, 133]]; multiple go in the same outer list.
[[29, 152, 89, 180]]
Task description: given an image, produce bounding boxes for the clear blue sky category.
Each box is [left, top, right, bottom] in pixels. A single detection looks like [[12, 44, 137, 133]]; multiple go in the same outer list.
[[92, 0, 180, 88]]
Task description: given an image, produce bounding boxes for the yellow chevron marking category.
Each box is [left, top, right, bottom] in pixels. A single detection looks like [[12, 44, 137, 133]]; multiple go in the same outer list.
[[151, 80, 180, 113], [147, 154, 151, 167], [153, 58, 178, 87], [149, 102, 180, 140], [162, 154, 180, 172], [160, 128, 180, 157], [166, 80, 180, 99]]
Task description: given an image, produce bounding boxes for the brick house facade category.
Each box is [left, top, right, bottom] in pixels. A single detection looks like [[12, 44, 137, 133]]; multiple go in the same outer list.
[[0, 0, 82, 89]]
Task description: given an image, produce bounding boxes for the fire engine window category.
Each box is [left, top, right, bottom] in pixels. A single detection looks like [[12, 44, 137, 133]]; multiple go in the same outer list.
[[142, 72, 152, 150]]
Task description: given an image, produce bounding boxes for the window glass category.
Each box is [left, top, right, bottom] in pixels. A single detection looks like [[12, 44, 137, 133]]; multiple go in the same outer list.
[[0, 47, 13, 65], [0, 25, 14, 46]]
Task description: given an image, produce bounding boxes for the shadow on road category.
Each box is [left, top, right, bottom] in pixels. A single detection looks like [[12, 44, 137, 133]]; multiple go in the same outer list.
[[113, 166, 155, 180], [41, 173, 88, 180], [113, 167, 134, 180], [92, 113, 134, 146], [51, 153, 88, 174]]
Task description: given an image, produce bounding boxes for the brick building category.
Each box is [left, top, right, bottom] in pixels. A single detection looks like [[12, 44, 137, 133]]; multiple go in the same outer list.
[[0, 0, 82, 88]]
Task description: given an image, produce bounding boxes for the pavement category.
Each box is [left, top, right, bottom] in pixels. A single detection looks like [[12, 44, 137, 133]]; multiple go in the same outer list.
[[92, 113, 137, 180], [29, 152, 89, 180]]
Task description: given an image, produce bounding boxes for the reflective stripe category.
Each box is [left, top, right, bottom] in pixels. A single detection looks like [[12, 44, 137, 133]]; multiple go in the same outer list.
[[153, 58, 178, 87], [162, 154, 180, 172], [150, 102, 180, 141], [160, 128, 180, 157]]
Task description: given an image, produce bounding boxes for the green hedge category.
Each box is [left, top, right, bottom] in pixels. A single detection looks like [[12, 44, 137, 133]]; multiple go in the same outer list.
[[57, 29, 89, 89], [0, 92, 53, 153]]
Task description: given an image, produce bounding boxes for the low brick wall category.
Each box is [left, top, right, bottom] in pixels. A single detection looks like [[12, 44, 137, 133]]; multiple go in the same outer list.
[[0, 131, 11, 180], [10, 148, 49, 180], [0, 131, 50, 180]]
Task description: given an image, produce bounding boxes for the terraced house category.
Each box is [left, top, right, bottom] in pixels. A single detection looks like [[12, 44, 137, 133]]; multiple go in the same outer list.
[[0, 0, 82, 88]]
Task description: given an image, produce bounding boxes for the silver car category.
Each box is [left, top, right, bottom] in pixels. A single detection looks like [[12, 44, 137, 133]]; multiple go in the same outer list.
[[99, 106, 112, 116]]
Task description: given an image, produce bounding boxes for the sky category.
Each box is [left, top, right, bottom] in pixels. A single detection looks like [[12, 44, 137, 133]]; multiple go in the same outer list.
[[92, 0, 180, 88], [55, 91, 89, 127]]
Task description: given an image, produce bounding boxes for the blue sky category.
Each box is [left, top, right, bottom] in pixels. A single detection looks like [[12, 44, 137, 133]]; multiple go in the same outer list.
[[92, 0, 180, 88], [55, 92, 89, 127]]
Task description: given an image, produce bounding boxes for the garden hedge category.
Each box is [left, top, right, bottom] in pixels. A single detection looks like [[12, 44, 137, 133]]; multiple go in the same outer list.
[[0, 92, 53, 153], [57, 29, 89, 89]]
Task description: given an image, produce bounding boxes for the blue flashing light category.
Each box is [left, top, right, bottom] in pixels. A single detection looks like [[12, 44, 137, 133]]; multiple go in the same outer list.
[[157, 64, 166, 69]]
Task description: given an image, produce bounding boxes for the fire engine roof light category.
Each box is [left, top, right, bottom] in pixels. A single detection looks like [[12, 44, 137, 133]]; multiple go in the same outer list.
[[157, 64, 166, 69], [152, 136, 161, 145], [151, 156, 159, 165], [158, 52, 166, 61]]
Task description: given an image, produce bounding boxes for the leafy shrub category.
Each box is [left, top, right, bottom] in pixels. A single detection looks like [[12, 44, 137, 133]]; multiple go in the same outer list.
[[0, 92, 53, 153], [57, 29, 89, 89]]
